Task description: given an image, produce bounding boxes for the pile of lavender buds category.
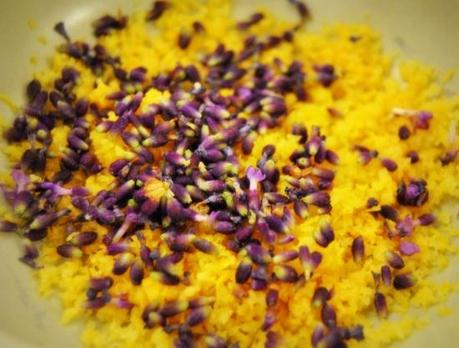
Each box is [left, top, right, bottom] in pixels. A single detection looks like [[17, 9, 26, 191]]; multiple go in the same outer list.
[[0, 1, 440, 347]]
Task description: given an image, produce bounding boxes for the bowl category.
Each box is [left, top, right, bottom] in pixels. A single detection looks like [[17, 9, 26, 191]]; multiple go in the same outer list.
[[0, 1, 458, 347]]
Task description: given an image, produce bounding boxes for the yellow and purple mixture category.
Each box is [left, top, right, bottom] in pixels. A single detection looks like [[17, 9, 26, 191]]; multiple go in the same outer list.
[[1, 1, 459, 347]]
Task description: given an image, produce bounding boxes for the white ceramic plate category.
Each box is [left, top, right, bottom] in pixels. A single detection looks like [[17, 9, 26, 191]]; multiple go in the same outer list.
[[0, 1, 458, 347]]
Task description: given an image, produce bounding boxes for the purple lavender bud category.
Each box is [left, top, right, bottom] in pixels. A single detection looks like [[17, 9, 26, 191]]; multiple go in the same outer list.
[[129, 260, 144, 286], [92, 14, 126, 37], [192, 238, 216, 254], [314, 64, 336, 87], [237, 12, 264, 30], [111, 295, 134, 310], [113, 253, 134, 275], [188, 296, 215, 309], [234, 226, 253, 243], [29, 209, 69, 230], [381, 158, 398, 172], [266, 289, 279, 308], [311, 324, 326, 347], [417, 213, 435, 226], [185, 306, 211, 326], [366, 197, 379, 208], [85, 293, 111, 310], [393, 273, 415, 290], [171, 183, 192, 204], [293, 199, 309, 219], [115, 179, 136, 202], [246, 243, 272, 265], [264, 215, 287, 234], [165, 151, 189, 167], [163, 233, 195, 252], [141, 199, 159, 216], [261, 311, 276, 331], [142, 305, 164, 328], [396, 179, 428, 206], [386, 251, 405, 269], [413, 111, 433, 130], [273, 265, 298, 283], [374, 292, 388, 318], [272, 250, 298, 264], [406, 150, 420, 164], [265, 330, 280, 348], [314, 223, 334, 248], [304, 191, 330, 207], [147, 0, 169, 21], [68, 134, 89, 151], [235, 257, 253, 284], [252, 278, 268, 291], [196, 178, 225, 192], [354, 145, 378, 165], [68, 231, 98, 247], [89, 277, 113, 292], [19, 240, 39, 268], [299, 246, 322, 280], [379, 205, 399, 222], [399, 241, 420, 256], [381, 265, 392, 286], [160, 300, 189, 318], [398, 125, 411, 140], [351, 236, 365, 263], [321, 303, 337, 328], [57, 244, 83, 258], [396, 216, 415, 237], [247, 166, 266, 190], [242, 132, 256, 155], [312, 287, 331, 308], [440, 149, 458, 166]]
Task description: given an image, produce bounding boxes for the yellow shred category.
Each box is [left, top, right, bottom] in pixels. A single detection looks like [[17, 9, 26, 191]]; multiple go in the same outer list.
[[0, 1, 458, 348]]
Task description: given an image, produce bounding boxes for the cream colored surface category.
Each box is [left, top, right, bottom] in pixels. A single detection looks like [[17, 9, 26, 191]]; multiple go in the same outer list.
[[0, 0, 458, 347]]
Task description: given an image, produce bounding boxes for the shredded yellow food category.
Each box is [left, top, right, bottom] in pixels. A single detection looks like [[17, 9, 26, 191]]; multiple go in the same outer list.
[[1, 1, 458, 348]]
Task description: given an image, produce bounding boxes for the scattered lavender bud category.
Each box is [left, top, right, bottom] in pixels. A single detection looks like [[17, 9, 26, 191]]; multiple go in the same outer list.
[[321, 303, 337, 328], [399, 241, 420, 256], [68, 231, 97, 247], [266, 289, 279, 308], [381, 265, 392, 286], [312, 287, 332, 311], [113, 253, 134, 275], [398, 125, 411, 140], [406, 150, 419, 164], [393, 273, 415, 290], [351, 236, 365, 263], [396, 179, 428, 206], [385, 251, 405, 269], [57, 243, 83, 258], [374, 292, 388, 318], [417, 213, 435, 226], [314, 223, 334, 248], [379, 205, 398, 222], [185, 306, 211, 326], [246, 243, 272, 265], [381, 158, 398, 172], [235, 257, 253, 284], [147, 1, 169, 21], [262, 312, 276, 331], [192, 238, 216, 254], [129, 260, 144, 286], [272, 250, 298, 264], [273, 264, 298, 283], [160, 300, 189, 317]]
